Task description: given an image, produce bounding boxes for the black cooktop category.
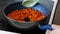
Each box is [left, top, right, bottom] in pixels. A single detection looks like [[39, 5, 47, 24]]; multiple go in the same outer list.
[[0, 20, 46, 34]]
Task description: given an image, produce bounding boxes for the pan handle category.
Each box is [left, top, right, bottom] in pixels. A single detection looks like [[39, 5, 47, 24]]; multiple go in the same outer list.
[[38, 24, 53, 30]]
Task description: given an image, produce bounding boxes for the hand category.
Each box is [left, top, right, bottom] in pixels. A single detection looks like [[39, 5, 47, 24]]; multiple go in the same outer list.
[[47, 24, 60, 34]]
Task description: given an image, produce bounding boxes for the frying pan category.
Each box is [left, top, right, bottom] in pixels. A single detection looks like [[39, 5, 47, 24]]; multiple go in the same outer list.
[[3, 1, 49, 29]]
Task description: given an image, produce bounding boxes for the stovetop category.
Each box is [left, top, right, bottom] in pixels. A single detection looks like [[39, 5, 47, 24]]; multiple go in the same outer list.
[[0, 20, 46, 34], [0, 0, 55, 34]]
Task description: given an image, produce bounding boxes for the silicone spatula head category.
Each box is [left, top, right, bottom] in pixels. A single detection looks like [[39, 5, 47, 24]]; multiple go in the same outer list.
[[22, 0, 40, 7]]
